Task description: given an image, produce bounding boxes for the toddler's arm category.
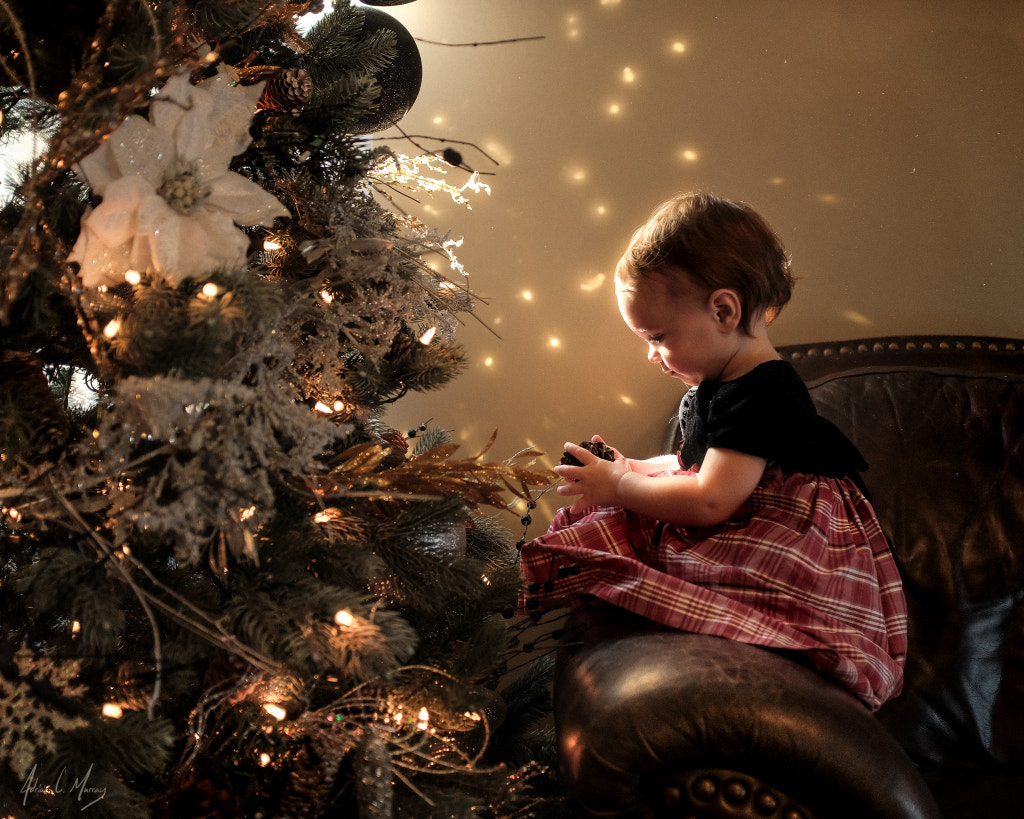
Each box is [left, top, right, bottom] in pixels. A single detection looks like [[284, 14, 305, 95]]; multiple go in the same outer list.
[[555, 442, 766, 527], [625, 454, 680, 474]]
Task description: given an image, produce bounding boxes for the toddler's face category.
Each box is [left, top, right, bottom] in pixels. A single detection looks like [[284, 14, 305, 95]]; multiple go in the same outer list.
[[616, 274, 729, 386]]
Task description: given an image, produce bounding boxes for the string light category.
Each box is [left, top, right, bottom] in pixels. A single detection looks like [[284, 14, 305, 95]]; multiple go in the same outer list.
[[263, 239, 281, 251], [419, 327, 437, 345], [201, 282, 219, 298], [103, 319, 120, 338], [124, 269, 141, 285], [416, 707, 430, 731], [334, 609, 355, 627], [102, 703, 123, 719], [263, 703, 287, 721]]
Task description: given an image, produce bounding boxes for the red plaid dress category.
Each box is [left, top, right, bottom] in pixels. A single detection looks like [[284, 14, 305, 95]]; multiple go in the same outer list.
[[520, 465, 908, 710]]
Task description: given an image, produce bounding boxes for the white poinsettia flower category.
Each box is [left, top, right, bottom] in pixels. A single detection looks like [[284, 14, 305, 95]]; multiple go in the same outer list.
[[69, 68, 289, 288]]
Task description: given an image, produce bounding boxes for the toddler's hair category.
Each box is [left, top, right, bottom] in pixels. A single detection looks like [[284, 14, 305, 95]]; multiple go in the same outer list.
[[616, 192, 794, 332]]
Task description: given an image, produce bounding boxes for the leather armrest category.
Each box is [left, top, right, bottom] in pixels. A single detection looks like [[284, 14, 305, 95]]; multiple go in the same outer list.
[[554, 609, 940, 819]]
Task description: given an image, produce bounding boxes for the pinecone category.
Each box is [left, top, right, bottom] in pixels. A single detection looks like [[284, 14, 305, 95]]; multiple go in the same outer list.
[[560, 440, 617, 467], [257, 67, 313, 114], [276, 734, 340, 818], [0, 351, 71, 461]]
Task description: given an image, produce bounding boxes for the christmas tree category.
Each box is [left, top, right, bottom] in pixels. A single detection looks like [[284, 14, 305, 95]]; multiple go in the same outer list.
[[0, 2, 569, 816]]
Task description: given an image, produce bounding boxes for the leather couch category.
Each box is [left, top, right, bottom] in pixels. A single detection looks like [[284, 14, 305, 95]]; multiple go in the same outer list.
[[551, 335, 1024, 818]]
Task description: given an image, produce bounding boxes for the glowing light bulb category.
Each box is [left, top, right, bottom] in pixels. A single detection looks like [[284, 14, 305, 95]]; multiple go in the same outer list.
[[259, 753, 272, 766], [263, 240, 281, 251], [417, 707, 430, 730], [102, 703, 123, 719], [103, 319, 120, 338], [201, 282, 219, 298], [314, 401, 333, 414], [419, 327, 437, 345], [334, 609, 355, 627], [124, 270, 141, 285], [263, 703, 287, 721]]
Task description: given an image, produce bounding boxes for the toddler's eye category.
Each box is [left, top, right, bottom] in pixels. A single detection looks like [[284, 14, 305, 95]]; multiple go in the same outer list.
[[649, 334, 664, 344]]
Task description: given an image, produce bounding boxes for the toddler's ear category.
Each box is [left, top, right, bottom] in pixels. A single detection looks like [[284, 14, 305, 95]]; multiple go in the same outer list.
[[709, 288, 742, 330]]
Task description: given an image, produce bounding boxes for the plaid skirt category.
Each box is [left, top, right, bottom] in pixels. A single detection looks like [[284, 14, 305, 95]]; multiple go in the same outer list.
[[519, 466, 908, 710]]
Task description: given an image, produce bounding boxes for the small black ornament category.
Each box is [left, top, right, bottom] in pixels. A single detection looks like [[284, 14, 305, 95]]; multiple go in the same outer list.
[[441, 147, 463, 166], [349, 8, 422, 134]]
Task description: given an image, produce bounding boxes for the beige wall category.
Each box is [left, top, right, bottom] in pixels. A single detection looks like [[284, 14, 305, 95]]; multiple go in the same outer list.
[[379, 0, 1024, 526]]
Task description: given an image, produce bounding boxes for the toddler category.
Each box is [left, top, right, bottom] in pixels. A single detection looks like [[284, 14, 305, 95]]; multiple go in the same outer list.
[[520, 192, 907, 710]]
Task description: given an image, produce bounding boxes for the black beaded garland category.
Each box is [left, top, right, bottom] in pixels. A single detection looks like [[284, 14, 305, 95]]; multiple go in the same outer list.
[[349, 7, 422, 134]]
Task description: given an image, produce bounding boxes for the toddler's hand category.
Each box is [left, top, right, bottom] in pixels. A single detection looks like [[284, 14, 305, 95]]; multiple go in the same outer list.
[[554, 439, 630, 513]]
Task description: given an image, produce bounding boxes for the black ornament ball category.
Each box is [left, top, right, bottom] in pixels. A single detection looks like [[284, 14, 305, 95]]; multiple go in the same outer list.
[[349, 7, 422, 134], [441, 147, 463, 166]]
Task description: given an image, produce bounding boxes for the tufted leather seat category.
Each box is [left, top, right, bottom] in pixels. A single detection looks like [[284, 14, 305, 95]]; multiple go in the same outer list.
[[553, 336, 1024, 818]]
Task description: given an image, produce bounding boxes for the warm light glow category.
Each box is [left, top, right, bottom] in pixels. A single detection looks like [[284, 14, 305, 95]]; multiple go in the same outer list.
[[124, 269, 141, 285], [103, 319, 120, 338], [263, 240, 281, 251], [333, 400, 345, 412], [71, 620, 81, 635], [314, 401, 333, 414], [607, 101, 622, 116], [619, 394, 636, 406], [259, 753, 272, 766], [579, 273, 606, 292], [314, 510, 332, 523], [843, 310, 874, 326], [680, 149, 699, 163], [622, 67, 636, 83], [671, 41, 687, 54], [263, 703, 287, 721], [417, 707, 430, 730], [521, 290, 533, 301], [201, 282, 219, 298], [102, 703, 123, 719], [483, 357, 494, 367], [419, 326, 437, 345], [334, 609, 355, 627], [549, 337, 561, 348], [566, 166, 588, 183], [594, 204, 608, 217], [320, 289, 334, 303], [238, 505, 256, 522]]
